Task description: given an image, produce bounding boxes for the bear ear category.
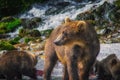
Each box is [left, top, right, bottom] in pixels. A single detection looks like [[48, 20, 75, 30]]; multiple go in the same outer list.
[[77, 21, 86, 31], [65, 17, 71, 23], [110, 58, 118, 67]]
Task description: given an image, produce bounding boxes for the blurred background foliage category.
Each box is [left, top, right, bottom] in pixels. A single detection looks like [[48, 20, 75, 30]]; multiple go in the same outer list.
[[0, 0, 48, 17]]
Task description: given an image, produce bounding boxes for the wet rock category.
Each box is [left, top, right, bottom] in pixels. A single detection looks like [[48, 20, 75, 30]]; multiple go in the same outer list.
[[18, 28, 29, 37], [28, 40, 46, 51], [19, 28, 41, 37], [112, 32, 119, 38], [76, 1, 120, 43], [111, 38, 120, 43], [40, 29, 53, 38], [99, 32, 120, 43], [0, 34, 10, 39], [13, 38, 46, 51], [96, 28, 107, 35], [56, 2, 70, 7], [74, 0, 97, 2], [21, 17, 41, 29], [28, 30, 41, 37], [45, 7, 61, 15], [0, 16, 15, 22], [76, 11, 95, 20], [76, 1, 115, 21], [109, 8, 120, 23], [45, 2, 70, 15], [13, 43, 29, 51]]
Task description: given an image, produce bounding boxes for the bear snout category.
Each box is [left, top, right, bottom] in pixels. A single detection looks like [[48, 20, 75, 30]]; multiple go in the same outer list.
[[54, 40, 61, 45], [54, 34, 64, 45], [54, 38, 64, 46]]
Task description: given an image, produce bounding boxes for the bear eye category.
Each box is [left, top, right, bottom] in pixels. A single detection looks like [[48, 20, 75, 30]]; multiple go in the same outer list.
[[63, 31, 67, 36]]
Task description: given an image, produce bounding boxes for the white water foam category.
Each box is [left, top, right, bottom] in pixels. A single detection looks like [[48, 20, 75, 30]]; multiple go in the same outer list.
[[20, 0, 114, 31]]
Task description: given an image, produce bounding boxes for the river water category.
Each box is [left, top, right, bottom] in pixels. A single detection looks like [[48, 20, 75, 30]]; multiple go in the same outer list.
[[20, 0, 115, 30]]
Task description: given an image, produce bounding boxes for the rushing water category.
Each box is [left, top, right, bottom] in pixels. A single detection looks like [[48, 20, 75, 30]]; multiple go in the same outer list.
[[20, 0, 115, 31], [8, 0, 116, 37]]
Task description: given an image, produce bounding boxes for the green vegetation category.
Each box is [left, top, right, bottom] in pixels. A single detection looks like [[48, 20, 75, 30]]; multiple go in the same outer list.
[[9, 36, 21, 45], [0, 41, 16, 50], [19, 28, 28, 37], [115, 0, 120, 7], [0, 18, 21, 34], [24, 37, 33, 43], [40, 29, 53, 37]]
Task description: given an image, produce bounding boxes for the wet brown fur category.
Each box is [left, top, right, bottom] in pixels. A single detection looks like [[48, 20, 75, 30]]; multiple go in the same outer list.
[[0, 50, 37, 80], [95, 54, 120, 80], [44, 17, 100, 80]]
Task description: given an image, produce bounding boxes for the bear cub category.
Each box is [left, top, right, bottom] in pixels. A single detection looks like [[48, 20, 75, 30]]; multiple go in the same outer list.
[[0, 50, 37, 80], [96, 54, 120, 80]]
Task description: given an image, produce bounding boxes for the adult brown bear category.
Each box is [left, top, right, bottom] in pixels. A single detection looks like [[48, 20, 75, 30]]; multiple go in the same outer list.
[[44, 17, 100, 80], [0, 50, 37, 80]]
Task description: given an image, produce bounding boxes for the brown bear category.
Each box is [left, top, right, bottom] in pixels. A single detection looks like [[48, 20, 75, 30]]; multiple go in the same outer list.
[[95, 54, 120, 80], [44, 17, 100, 80], [0, 50, 37, 80]]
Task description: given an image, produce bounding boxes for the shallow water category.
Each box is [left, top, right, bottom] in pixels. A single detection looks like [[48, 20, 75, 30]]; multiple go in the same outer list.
[[31, 43, 120, 79]]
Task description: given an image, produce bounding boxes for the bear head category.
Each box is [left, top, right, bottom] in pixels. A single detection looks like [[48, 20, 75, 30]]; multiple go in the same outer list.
[[109, 58, 120, 80], [54, 17, 87, 46]]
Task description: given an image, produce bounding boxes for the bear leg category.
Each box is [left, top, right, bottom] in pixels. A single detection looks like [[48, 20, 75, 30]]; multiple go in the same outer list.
[[44, 52, 58, 80], [6, 75, 15, 80], [16, 73, 22, 79], [79, 61, 94, 80], [66, 58, 79, 80], [79, 69, 89, 80], [23, 68, 37, 79], [62, 65, 69, 80]]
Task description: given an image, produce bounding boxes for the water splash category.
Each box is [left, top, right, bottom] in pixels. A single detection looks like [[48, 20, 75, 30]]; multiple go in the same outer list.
[[20, 0, 114, 31], [8, 26, 22, 39]]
